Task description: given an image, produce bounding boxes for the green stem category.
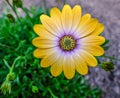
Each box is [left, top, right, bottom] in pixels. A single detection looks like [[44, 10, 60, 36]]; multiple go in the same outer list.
[[47, 87, 58, 98], [42, 0, 46, 14], [104, 55, 120, 61], [3, 59, 11, 70], [63, 0, 66, 4], [0, 43, 14, 49], [21, 7, 32, 20], [5, 0, 20, 22], [10, 56, 21, 73]]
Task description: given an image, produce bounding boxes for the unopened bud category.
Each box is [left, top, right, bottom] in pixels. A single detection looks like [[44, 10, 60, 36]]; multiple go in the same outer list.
[[102, 62, 114, 71], [13, 0, 23, 8], [32, 86, 38, 93], [6, 72, 15, 81], [6, 14, 15, 23]]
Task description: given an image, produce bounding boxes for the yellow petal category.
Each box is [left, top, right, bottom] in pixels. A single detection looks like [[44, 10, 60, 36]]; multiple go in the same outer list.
[[63, 53, 75, 79], [91, 23, 105, 35], [33, 24, 56, 39], [41, 47, 61, 67], [78, 13, 91, 26], [80, 45, 104, 56], [80, 35, 105, 45], [50, 54, 64, 77], [62, 4, 72, 34], [71, 5, 82, 33], [33, 48, 54, 58], [40, 15, 60, 37], [74, 13, 91, 36], [50, 7, 64, 33], [78, 50, 98, 67], [32, 37, 57, 48], [73, 53, 88, 75], [76, 18, 98, 38]]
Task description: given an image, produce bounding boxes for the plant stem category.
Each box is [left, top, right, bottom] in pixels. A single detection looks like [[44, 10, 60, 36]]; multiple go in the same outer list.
[[42, 0, 46, 14], [5, 0, 20, 22], [10, 56, 21, 73], [47, 87, 58, 98], [21, 7, 32, 20], [63, 0, 66, 5], [104, 55, 120, 61], [3, 59, 11, 70], [0, 43, 14, 49]]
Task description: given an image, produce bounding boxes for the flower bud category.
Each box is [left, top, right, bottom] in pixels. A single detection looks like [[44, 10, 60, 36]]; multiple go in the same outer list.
[[102, 62, 114, 71], [32, 86, 38, 93], [6, 14, 15, 23], [6, 72, 15, 81], [13, 0, 23, 8]]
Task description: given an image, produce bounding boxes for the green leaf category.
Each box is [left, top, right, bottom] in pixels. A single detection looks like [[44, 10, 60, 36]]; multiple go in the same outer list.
[[102, 39, 109, 46]]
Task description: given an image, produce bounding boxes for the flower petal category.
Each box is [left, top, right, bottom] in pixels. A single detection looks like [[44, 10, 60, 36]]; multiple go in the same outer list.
[[33, 48, 55, 58], [80, 45, 104, 56], [50, 53, 64, 77], [73, 13, 91, 36], [76, 18, 98, 38], [62, 4, 72, 34], [33, 24, 56, 39], [63, 53, 75, 79], [73, 52, 88, 75], [78, 49, 98, 67], [40, 15, 60, 37], [50, 7, 64, 34], [78, 13, 91, 26], [32, 37, 57, 48], [71, 5, 82, 33], [41, 47, 61, 67], [91, 23, 104, 35], [79, 35, 105, 45]]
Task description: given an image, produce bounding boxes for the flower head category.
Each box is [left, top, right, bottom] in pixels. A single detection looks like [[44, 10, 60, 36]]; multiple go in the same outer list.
[[32, 4, 105, 79], [0, 80, 11, 95]]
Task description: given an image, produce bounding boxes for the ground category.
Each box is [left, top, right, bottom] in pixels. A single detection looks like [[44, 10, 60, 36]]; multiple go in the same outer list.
[[0, 0, 120, 98]]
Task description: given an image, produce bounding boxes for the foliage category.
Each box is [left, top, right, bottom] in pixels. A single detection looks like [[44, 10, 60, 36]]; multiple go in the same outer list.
[[0, 1, 102, 98]]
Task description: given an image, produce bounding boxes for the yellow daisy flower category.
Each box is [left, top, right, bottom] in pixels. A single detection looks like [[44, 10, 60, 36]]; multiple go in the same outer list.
[[32, 4, 105, 79]]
